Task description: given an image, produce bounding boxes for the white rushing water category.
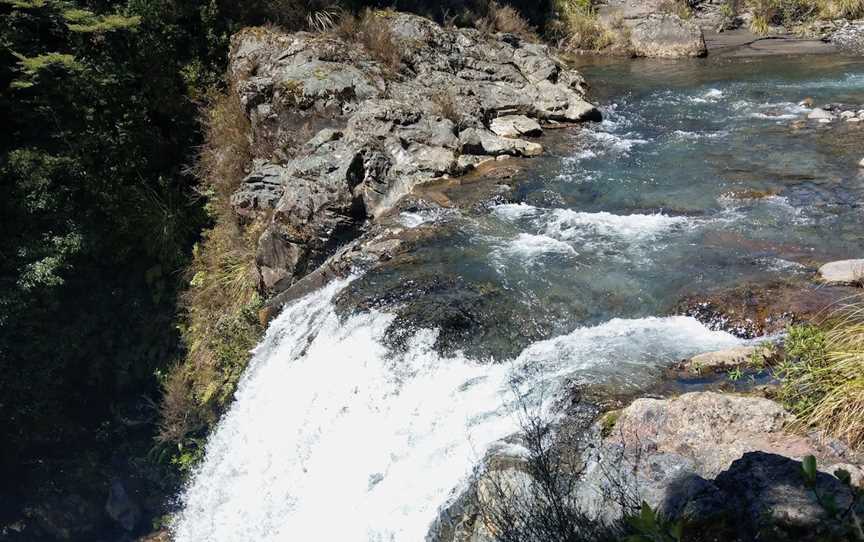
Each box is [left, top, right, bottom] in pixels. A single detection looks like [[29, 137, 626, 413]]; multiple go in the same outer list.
[[173, 277, 743, 542]]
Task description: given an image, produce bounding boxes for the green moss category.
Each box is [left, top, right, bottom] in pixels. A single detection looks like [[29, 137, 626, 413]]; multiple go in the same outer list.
[[600, 409, 622, 438]]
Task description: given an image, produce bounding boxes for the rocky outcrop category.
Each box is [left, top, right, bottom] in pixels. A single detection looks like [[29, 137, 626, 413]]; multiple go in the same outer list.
[[629, 14, 708, 57], [226, 12, 599, 295], [831, 20, 864, 54], [597, 0, 707, 57], [433, 391, 863, 542], [577, 392, 864, 528]]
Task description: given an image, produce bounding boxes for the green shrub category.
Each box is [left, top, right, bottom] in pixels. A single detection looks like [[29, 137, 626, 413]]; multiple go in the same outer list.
[[334, 9, 403, 72], [550, 0, 615, 51], [776, 305, 864, 450]]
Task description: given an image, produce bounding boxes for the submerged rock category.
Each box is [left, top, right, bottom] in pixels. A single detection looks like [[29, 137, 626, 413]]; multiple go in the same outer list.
[[226, 12, 599, 295], [677, 280, 859, 338], [680, 345, 761, 375]]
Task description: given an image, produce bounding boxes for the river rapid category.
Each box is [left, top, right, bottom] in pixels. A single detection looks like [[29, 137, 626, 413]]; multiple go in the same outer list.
[[173, 55, 864, 541]]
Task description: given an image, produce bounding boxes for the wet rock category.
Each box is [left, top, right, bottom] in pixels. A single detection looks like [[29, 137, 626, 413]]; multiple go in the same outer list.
[[680, 345, 761, 375], [677, 280, 859, 338], [818, 259, 864, 286], [629, 14, 707, 58], [489, 115, 543, 138], [227, 12, 599, 295]]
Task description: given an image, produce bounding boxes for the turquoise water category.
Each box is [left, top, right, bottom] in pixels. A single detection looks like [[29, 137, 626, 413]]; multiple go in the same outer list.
[[343, 55, 864, 358]]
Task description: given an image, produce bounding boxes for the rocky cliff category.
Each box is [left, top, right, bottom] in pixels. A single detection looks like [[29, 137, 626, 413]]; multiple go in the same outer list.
[[224, 11, 599, 302]]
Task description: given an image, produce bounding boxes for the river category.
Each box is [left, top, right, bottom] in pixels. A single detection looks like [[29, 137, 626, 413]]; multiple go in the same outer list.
[[173, 54, 864, 541]]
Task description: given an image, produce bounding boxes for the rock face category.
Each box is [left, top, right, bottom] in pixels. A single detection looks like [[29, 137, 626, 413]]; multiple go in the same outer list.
[[226, 12, 599, 294], [432, 391, 863, 542], [629, 14, 708, 57], [577, 392, 863, 529], [819, 259, 864, 286], [597, 0, 707, 57]]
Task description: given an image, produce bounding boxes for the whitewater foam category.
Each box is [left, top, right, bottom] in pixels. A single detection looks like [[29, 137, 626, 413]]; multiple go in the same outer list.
[[399, 208, 458, 228], [174, 280, 742, 542], [588, 130, 649, 152]]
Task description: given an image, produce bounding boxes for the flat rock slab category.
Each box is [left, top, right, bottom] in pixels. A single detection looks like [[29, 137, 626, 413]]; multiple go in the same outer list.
[[684, 345, 759, 374], [819, 259, 864, 285], [705, 29, 838, 56], [489, 115, 542, 138]]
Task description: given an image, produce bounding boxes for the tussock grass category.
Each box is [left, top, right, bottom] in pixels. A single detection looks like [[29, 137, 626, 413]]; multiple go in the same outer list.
[[777, 298, 864, 450], [157, 87, 264, 460], [333, 9, 403, 72], [190, 89, 251, 218], [747, 0, 863, 35], [820, 0, 864, 17], [550, 0, 616, 52], [477, 1, 539, 41]]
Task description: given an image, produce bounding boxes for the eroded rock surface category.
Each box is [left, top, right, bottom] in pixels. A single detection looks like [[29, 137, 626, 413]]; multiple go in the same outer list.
[[226, 12, 599, 295], [577, 393, 863, 520]]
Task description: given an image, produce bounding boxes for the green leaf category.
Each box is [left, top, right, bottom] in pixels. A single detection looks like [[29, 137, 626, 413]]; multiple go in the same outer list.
[[640, 501, 657, 527], [802, 455, 817, 485], [834, 468, 852, 486]]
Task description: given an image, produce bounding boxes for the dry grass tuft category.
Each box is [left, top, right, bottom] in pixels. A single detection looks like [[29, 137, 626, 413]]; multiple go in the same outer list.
[[745, 0, 862, 34], [431, 90, 463, 126], [334, 9, 403, 72], [477, 2, 539, 41], [659, 0, 694, 19], [819, 0, 864, 17], [551, 0, 616, 52], [189, 89, 251, 218], [777, 298, 864, 450], [158, 87, 264, 454]]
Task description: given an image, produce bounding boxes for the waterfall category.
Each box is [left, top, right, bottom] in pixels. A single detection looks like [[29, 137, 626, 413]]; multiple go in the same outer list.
[[172, 276, 742, 542]]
